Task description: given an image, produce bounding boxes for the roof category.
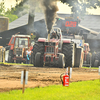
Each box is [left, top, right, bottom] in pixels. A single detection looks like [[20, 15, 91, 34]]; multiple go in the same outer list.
[[79, 24, 99, 35], [80, 15, 100, 31], [9, 12, 100, 32], [9, 13, 44, 30]]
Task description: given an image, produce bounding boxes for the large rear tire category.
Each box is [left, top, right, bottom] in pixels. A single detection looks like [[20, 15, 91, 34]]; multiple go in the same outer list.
[[91, 52, 96, 67], [92, 52, 100, 67], [62, 43, 75, 67], [33, 42, 44, 67], [58, 54, 65, 68], [35, 52, 41, 67], [94, 60, 99, 67], [86, 53, 91, 67]]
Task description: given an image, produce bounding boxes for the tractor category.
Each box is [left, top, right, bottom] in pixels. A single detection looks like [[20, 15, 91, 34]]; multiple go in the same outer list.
[[33, 27, 84, 68], [8, 34, 33, 63]]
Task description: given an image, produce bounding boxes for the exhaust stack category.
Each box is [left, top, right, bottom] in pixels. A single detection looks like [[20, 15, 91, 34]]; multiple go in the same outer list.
[[42, 0, 58, 42], [48, 33, 50, 41]]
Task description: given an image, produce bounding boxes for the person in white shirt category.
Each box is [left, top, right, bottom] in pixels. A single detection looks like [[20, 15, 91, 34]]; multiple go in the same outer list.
[[26, 47, 31, 64]]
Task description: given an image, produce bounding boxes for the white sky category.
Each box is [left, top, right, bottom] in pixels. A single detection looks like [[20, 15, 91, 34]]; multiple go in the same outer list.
[[1, 0, 100, 15], [57, 1, 100, 15]]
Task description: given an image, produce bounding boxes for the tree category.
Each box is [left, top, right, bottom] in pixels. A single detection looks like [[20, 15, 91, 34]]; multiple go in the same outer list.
[[60, 0, 100, 17], [0, 1, 5, 16]]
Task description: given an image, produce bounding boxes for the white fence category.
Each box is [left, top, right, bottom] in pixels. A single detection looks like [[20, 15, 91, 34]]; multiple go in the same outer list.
[[0, 48, 9, 63], [0, 48, 5, 63]]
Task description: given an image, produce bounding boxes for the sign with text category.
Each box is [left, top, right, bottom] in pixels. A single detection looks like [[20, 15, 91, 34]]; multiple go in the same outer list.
[[65, 20, 78, 28]]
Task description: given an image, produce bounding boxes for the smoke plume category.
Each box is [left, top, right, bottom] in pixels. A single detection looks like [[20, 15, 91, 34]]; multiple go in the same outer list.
[[42, 0, 58, 34]]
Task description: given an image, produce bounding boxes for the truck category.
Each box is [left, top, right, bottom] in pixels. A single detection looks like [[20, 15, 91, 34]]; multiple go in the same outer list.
[[8, 34, 33, 63]]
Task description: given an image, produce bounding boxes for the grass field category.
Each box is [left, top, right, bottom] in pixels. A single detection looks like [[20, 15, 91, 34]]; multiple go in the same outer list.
[[0, 62, 33, 66], [0, 80, 100, 100], [0, 62, 99, 69]]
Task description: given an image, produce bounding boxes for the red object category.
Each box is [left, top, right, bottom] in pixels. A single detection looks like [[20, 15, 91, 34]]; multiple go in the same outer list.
[[38, 38, 46, 42], [65, 21, 77, 27], [63, 74, 69, 86], [62, 39, 71, 43]]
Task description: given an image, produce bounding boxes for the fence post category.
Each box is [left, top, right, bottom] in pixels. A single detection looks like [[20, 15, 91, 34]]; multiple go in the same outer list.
[[3, 48, 5, 63], [68, 66, 70, 81], [89, 54, 91, 68], [22, 69, 26, 93], [0, 49, 2, 62]]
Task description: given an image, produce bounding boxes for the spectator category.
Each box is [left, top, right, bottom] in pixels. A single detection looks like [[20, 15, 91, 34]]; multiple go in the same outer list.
[[26, 47, 31, 64]]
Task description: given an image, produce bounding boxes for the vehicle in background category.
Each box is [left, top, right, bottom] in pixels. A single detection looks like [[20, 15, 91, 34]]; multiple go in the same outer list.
[[33, 27, 84, 68], [8, 35, 33, 63]]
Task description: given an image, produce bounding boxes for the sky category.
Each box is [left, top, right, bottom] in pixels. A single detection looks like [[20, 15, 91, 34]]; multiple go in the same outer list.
[[57, 1, 100, 15], [1, 0, 100, 15]]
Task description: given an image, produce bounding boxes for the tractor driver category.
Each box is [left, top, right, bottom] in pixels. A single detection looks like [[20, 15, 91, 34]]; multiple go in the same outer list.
[[51, 31, 58, 39]]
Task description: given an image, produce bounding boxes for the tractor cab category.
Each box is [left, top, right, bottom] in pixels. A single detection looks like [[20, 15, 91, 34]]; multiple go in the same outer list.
[[50, 27, 62, 51]]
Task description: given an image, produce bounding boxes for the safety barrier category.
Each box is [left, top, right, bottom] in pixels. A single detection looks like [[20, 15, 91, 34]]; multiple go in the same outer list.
[[0, 48, 5, 63]]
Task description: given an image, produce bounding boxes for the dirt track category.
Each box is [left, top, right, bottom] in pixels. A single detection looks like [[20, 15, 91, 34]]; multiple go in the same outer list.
[[0, 65, 99, 92]]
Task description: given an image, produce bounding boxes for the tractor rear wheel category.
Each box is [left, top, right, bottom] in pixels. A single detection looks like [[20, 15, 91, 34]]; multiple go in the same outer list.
[[94, 60, 99, 67], [92, 52, 100, 67], [62, 43, 75, 67], [33, 42, 44, 67], [58, 54, 65, 68], [86, 53, 91, 66], [35, 52, 41, 67], [91, 52, 96, 67]]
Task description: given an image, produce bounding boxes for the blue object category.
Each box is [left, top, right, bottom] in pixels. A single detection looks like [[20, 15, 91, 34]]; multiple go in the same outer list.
[[27, 54, 30, 60], [79, 40, 82, 46]]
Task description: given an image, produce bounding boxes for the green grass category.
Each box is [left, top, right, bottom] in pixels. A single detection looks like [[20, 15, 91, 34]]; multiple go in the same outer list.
[[0, 80, 100, 100], [0, 62, 33, 66], [82, 66, 99, 69]]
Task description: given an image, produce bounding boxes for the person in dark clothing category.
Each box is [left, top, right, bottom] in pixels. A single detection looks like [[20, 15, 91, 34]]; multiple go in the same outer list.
[[51, 31, 58, 39]]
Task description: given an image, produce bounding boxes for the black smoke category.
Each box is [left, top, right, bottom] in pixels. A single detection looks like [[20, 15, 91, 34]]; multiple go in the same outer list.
[[42, 0, 58, 34]]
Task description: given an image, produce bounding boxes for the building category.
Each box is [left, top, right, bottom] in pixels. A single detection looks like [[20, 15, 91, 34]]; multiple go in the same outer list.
[[0, 12, 100, 52]]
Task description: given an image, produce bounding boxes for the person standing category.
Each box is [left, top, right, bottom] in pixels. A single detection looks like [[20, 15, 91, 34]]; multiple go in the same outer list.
[[26, 47, 31, 64]]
